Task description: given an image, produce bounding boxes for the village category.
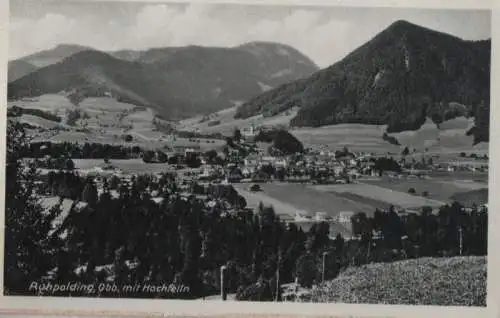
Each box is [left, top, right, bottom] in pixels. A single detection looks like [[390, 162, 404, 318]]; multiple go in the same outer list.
[[28, 122, 489, 241]]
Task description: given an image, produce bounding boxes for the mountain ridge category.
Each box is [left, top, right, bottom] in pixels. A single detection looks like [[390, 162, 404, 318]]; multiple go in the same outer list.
[[8, 43, 319, 120], [235, 20, 491, 144]]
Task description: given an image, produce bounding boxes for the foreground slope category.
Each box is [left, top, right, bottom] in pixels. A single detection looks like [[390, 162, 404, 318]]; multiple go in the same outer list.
[[309, 256, 486, 306], [236, 20, 491, 144], [8, 43, 318, 119]]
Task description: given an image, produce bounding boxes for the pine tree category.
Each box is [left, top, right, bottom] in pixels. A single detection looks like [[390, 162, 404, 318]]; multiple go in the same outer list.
[[81, 179, 98, 206], [4, 121, 60, 294]]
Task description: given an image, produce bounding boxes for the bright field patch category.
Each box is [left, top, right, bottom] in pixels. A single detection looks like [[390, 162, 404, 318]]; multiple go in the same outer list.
[[8, 94, 76, 115], [360, 177, 487, 202], [233, 183, 354, 237], [313, 183, 446, 209], [388, 117, 488, 154], [73, 159, 176, 175], [291, 124, 400, 154], [177, 106, 298, 136], [17, 115, 61, 129], [78, 97, 137, 113]]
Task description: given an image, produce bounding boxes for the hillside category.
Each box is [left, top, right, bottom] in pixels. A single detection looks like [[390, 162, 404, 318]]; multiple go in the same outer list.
[[235, 20, 491, 144], [308, 256, 486, 306], [8, 43, 318, 120], [8, 60, 38, 82]]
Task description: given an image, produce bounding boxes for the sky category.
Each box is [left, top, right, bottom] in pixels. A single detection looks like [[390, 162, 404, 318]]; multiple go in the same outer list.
[[9, 0, 492, 67]]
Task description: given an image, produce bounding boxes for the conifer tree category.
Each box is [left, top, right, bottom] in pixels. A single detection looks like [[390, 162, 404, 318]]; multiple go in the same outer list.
[[4, 121, 60, 294]]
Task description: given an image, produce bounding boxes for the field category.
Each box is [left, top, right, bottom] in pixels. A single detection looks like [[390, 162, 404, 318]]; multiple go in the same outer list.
[[234, 182, 377, 214], [233, 172, 488, 236], [73, 159, 177, 175], [177, 104, 489, 156], [18, 114, 61, 129], [9, 95, 225, 151], [309, 256, 486, 306], [10, 94, 76, 114], [450, 188, 489, 207], [10, 95, 489, 157], [179, 108, 489, 155], [233, 183, 359, 237], [360, 175, 488, 203], [291, 124, 397, 154], [313, 183, 446, 210], [177, 106, 299, 136], [292, 117, 488, 155]]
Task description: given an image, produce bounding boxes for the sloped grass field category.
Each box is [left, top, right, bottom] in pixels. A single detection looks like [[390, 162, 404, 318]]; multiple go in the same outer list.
[[309, 256, 486, 306], [177, 106, 299, 135]]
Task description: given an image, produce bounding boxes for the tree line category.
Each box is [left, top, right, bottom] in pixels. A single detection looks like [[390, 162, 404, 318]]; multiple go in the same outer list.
[[7, 105, 62, 123], [22, 141, 144, 159]]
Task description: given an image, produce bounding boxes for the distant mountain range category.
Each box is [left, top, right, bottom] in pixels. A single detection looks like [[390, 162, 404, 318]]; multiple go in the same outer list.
[[235, 20, 491, 144], [7, 42, 319, 119]]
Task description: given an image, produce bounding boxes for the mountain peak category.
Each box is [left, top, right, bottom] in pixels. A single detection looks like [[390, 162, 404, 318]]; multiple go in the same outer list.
[[387, 19, 418, 29], [53, 43, 91, 51], [380, 19, 463, 42]]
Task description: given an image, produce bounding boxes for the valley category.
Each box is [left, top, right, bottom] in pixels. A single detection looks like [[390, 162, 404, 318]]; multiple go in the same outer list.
[[5, 15, 490, 305]]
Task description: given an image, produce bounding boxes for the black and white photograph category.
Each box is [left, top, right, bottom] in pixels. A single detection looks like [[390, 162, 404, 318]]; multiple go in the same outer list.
[[2, 0, 492, 310]]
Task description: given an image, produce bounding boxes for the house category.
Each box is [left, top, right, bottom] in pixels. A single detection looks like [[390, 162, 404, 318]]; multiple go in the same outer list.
[[227, 168, 243, 183], [261, 156, 275, 164], [315, 212, 328, 221], [347, 168, 360, 177], [336, 211, 354, 224], [244, 155, 259, 167], [242, 166, 256, 177], [332, 166, 344, 176], [251, 170, 270, 182], [273, 157, 288, 168], [241, 124, 258, 140]]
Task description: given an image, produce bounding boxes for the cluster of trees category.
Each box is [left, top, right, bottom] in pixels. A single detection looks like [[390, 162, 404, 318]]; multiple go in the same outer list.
[[33, 156, 75, 171], [141, 150, 169, 163], [372, 157, 402, 174], [333, 146, 353, 159], [66, 109, 90, 126], [141, 150, 204, 168], [23, 142, 144, 159], [45, 171, 86, 200], [254, 129, 304, 155], [382, 132, 401, 146], [349, 204, 487, 262], [44, 171, 179, 203], [459, 152, 489, 160], [7, 106, 62, 123], [176, 130, 225, 140]]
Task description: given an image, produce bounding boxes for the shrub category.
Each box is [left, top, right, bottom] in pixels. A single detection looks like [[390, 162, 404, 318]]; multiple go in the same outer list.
[[123, 134, 133, 142]]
